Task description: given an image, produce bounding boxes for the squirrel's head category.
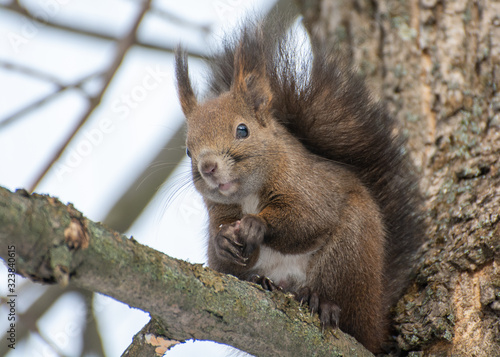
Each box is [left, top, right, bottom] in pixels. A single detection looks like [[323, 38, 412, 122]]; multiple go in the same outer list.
[[174, 32, 278, 204]]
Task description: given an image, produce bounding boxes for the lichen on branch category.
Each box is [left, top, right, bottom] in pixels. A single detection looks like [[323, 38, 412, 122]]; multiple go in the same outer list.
[[0, 186, 373, 357]]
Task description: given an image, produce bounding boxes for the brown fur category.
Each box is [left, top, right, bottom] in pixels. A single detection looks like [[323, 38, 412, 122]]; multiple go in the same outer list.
[[174, 20, 424, 353]]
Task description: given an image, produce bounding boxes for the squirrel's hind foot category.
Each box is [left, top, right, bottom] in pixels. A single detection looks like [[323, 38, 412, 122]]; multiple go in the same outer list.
[[296, 287, 341, 329]]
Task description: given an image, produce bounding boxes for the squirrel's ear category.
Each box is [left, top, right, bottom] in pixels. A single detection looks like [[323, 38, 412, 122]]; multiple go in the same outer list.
[[232, 30, 273, 124], [174, 46, 198, 116]]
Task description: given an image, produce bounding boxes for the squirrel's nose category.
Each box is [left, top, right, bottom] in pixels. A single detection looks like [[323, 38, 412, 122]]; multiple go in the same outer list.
[[200, 161, 218, 176]]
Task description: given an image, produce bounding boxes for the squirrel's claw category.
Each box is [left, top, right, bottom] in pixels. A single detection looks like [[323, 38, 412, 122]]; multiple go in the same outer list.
[[215, 222, 248, 266], [248, 274, 283, 292], [319, 301, 341, 329], [238, 215, 266, 258], [215, 216, 266, 266], [220, 236, 248, 266], [296, 287, 340, 330]]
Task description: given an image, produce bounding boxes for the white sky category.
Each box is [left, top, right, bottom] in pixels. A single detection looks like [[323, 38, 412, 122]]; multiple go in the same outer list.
[[0, 0, 280, 356]]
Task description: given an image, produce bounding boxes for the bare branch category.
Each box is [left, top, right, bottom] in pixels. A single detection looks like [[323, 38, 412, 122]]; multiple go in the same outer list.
[[0, 186, 373, 357], [28, 0, 152, 192], [0, 70, 98, 129], [0, 60, 65, 85], [0, 2, 206, 58]]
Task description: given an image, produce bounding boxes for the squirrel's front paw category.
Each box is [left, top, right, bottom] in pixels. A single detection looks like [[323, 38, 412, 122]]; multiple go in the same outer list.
[[296, 287, 341, 329], [215, 221, 247, 266], [214, 215, 266, 266], [238, 215, 266, 257]]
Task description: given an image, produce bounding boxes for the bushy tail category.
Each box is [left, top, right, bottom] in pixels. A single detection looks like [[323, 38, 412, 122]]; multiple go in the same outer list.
[[204, 19, 425, 307]]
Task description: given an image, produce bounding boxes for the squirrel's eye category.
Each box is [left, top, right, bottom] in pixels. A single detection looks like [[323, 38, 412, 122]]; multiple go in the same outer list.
[[186, 148, 191, 158], [235, 124, 249, 139]]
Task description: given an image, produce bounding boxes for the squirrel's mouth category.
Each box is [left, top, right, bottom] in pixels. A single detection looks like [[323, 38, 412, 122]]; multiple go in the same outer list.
[[218, 179, 240, 194], [200, 173, 239, 197], [218, 182, 234, 191]]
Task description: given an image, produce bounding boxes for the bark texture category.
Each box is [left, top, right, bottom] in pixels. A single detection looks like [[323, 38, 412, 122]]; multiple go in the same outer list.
[[297, 0, 500, 355], [0, 186, 372, 357]]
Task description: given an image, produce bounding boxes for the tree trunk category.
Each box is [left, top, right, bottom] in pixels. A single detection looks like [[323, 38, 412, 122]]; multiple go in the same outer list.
[[297, 0, 500, 355]]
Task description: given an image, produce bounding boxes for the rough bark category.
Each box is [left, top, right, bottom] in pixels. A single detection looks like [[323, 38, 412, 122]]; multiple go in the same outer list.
[[0, 186, 372, 357], [297, 0, 500, 355]]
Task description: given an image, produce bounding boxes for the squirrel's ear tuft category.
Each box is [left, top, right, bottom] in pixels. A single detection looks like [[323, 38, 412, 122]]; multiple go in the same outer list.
[[174, 46, 198, 116], [232, 28, 273, 124]]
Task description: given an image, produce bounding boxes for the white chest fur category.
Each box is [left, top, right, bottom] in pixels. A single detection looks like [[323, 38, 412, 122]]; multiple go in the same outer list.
[[252, 246, 315, 290], [240, 194, 314, 290], [241, 194, 260, 215]]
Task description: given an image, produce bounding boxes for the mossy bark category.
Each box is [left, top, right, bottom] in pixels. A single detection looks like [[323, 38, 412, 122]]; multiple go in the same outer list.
[[296, 0, 500, 355], [0, 186, 372, 357]]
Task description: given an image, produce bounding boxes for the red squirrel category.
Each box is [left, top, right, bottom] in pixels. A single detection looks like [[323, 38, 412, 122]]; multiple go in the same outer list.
[[174, 20, 424, 353]]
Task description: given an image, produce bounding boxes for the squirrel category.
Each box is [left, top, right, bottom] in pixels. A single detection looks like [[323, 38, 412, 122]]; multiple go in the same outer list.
[[174, 19, 424, 354]]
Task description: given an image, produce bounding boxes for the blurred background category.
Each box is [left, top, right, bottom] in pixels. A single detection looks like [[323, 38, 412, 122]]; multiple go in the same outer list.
[[0, 0, 297, 355]]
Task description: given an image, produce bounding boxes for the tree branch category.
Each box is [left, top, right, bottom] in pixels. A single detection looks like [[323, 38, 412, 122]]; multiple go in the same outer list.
[[0, 2, 206, 58], [122, 318, 182, 357], [0, 70, 98, 130], [0, 59, 66, 85], [0, 185, 373, 357]]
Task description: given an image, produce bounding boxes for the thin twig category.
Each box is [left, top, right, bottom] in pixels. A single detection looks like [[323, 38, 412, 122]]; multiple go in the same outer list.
[[28, 0, 153, 192], [0, 71, 99, 129], [0, 285, 65, 356], [0, 2, 206, 59], [0, 60, 64, 85], [37, 328, 72, 357]]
